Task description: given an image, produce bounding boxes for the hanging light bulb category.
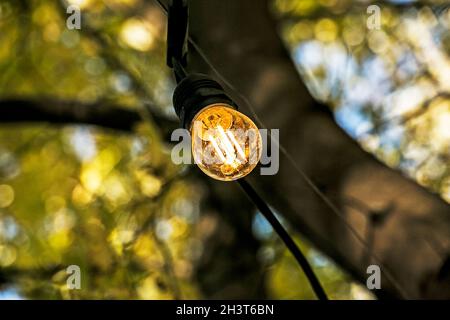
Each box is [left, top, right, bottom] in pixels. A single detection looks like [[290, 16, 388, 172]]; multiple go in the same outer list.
[[173, 74, 262, 181], [191, 103, 262, 181]]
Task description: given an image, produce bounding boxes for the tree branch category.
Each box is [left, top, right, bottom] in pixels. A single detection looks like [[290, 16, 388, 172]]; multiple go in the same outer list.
[[0, 98, 178, 135], [0, 98, 141, 131]]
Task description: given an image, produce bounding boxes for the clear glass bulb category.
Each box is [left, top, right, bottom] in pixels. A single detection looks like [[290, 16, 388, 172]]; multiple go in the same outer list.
[[191, 103, 262, 181]]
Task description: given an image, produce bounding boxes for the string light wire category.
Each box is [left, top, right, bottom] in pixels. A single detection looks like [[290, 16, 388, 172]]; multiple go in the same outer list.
[[238, 179, 328, 300]]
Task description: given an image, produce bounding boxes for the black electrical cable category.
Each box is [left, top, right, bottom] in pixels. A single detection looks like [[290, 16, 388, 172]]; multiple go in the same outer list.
[[172, 58, 188, 83], [238, 178, 328, 300]]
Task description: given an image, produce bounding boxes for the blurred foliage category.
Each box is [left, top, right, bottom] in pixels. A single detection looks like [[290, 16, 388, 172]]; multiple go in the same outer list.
[[0, 0, 448, 300], [273, 0, 450, 201]]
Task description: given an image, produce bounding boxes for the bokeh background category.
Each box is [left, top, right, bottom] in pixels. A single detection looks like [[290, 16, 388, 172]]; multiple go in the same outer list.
[[0, 0, 449, 299]]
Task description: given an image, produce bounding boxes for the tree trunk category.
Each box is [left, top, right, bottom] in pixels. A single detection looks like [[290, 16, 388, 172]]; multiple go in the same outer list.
[[188, 0, 450, 299]]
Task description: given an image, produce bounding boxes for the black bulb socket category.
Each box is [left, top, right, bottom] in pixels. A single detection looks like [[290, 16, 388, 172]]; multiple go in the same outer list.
[[173, 73, 237, 129]]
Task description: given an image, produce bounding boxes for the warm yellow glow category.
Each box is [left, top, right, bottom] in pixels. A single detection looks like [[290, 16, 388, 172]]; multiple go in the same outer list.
[[368, 30, 389, 54], [109, 228, 134, 256], [137, 172, 162, 198], [191, 104, 262, 181], [120, 18, 155, 52], [66, 0, 93, 10], [0, 184, 14, 208], [314, 19, 338, 42], [72, 184, 93, 206], [48, 231, 73, 250], [109, 0, 139, 7], [81, 168, 102, 193], [137, 276, 173, 299], [0, 245, 17, 267], [343, 25, 365, 47], [430, 101, 450, 150]]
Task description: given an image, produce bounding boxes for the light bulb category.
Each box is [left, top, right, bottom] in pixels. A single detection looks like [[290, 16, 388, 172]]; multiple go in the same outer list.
[[190, 103, 262, 181], [173, 73, 263, 181]]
